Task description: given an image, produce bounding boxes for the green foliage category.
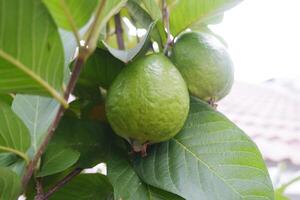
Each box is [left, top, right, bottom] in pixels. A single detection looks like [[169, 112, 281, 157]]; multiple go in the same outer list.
[[12, 95, 60, 156], [275, 190, 289, 200], [167, 0, 243, 36], [103, 22, 156, 63], [126, 1, 164, 49], [0, 0, 276, 199], [0, 94, 13, 106], [133, 98, 274, 199], [0, 102, 30, 162], [43, 0, 99, 30], [49, 116, 112, 168], [0, 0, 65, 104], [77, 48, 124, 89], [0, 153, 18, 167], [37, 147, 80, 177], [49, 174, 113, 200], [107, 150, 184, 200], [0, 167, 22, 200]]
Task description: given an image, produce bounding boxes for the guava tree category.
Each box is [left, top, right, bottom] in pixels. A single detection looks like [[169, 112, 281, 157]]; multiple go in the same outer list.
[[0, 0, 274, 199]]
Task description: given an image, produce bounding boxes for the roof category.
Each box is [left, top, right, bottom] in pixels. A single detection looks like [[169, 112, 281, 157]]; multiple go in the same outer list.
[[218, 81, 300, 165]]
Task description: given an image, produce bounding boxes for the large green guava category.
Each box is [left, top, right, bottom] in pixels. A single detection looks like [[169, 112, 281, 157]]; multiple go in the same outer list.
[[106, 53, 189, 147], [170, 31, 234, 101]]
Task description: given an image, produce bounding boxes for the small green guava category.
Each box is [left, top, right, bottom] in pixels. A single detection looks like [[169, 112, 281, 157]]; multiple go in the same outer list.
[[106, 53, 189, 150], [170, 31, 234, 102]]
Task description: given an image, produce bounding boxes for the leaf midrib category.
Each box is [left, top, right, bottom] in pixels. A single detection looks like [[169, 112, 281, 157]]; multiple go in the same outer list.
[[0, 49, 67, 107], [172, 138, 243, 199], [0, 146, 29, 164]]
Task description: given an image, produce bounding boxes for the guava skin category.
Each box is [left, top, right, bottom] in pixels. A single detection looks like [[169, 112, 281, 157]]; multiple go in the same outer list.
[[106, 53, 189, 145], [170, 31, 234, 101]]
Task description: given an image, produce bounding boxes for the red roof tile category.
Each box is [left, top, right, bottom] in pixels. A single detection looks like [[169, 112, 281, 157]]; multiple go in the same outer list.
[[219, 81, 300, 165]]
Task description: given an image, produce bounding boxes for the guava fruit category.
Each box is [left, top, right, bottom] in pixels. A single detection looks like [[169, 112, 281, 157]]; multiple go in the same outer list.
[[170, 31, 234, 101], [106, 53, 189, 148]]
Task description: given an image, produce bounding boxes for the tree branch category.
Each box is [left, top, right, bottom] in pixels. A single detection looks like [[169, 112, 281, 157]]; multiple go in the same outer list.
[[162, 0, 172, 54], [21, 49, 88, 188], [34, 178, 44, 200], [278, 176, 300, 192], [114, 12, 125, 50], [43, 168, 83, 200], [22, 0, 108, 189]]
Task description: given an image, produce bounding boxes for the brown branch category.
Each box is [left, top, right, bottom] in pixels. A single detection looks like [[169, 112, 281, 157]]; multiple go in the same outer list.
[[21, 49, 88, 189], [34, 178, 44, 200], [162, 0, 172, 54], [21, 0, 108, 189], [114, 12, 125, 50], [43, 168, 83, 200]]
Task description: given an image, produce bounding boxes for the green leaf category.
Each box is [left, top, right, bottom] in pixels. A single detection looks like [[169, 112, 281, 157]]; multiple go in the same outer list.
[[103, 22, 155, 63], [0, 153, 18, 167], [127, 1, 164, 49], [275, 190, 289, 200], [0, 0, 66, 105], [60, 21, 93, 84], [127, 1, 153, 28], [78, 48, 124, 89], [141, 0, 162, 20], [107, 151, 183, 200], [42, 0, 98, 30], [37, 147, 80, 177], [133, 97, 274, 200], [49, 174, 113, 200], [168, 0, 243, 36], [9, 160, 27, 177], [12, 95, 60, 156], [148, 186, 184, 200], [0, 94, 13, 106], [25, 168, 78, 200], [86, 0, 128, 51], [0, 167, 22, 200], [49, 116, 112, 168], [59, 29, 77, 84], [0, 102, 30, 162]]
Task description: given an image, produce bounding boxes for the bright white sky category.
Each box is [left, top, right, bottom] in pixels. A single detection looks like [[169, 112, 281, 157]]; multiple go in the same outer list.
[[210, 0, 300, 83]]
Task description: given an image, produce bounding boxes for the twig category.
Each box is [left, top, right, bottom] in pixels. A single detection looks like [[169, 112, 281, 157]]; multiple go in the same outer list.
[[278, 176, 300, 192], [43, 168, 83, 200], [114, 12, 125, 50], [34, 178, 44, 200], [22, 0, 107, 189], [21, 49, 88, 188], [162, 0, 172, 54]]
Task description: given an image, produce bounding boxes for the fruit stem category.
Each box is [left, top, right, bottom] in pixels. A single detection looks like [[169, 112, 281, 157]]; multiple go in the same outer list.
[[208, 97, 218, 109], [132, 140, 149, 157]]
